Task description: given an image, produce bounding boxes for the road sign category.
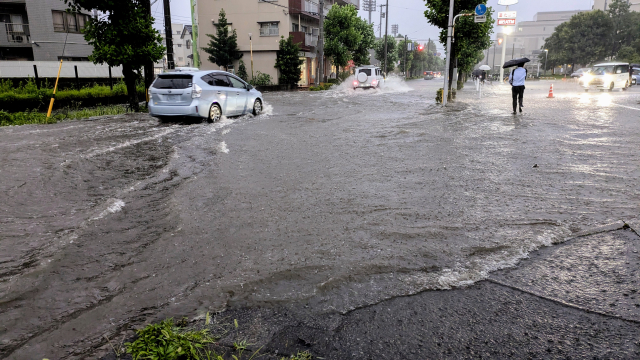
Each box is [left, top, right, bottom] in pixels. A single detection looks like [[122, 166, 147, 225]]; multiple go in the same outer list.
[[475, 15, 487, 23], [497, 11, 517, 19], [498, 0, 519, 5], [475, 4, 487, 16], [498, 18, 516, 26]]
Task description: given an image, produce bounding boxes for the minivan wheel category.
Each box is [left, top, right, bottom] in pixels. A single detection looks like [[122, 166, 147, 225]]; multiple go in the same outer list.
[[253, 99, 262, 116], [622, 81, 629, 91], [208, 104, 222, 123], [608, 82, 614, 92]]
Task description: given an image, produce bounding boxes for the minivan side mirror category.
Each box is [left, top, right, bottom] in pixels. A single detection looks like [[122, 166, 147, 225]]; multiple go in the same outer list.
[[247, 84, 253, 90]]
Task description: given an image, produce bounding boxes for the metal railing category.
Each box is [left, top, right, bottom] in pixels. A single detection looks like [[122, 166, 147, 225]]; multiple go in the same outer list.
[[304, 0, 318, 13], [259, 27, 279, 36], [5, 23, 30, 44]]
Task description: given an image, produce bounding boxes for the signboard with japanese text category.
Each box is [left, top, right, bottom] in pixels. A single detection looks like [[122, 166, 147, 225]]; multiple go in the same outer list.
[[497, 18, 516, 26], [497, 11, 517, 19]]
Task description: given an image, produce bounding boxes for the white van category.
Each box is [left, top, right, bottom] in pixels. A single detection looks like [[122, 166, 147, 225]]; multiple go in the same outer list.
[[353, 65, 385, 89], [581, 62, 631, 92]]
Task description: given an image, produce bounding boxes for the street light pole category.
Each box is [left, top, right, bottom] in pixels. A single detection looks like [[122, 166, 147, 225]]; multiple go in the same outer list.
[[383, 0, 389, 77], [544, 49, 548, 76], [249, 33, 254, 80], [499, 4, 510, 82], [442, 0, 455, 106]]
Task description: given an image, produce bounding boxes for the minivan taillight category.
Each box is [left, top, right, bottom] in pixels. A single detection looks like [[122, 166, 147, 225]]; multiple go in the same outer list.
[[192, 83, 202, 98]]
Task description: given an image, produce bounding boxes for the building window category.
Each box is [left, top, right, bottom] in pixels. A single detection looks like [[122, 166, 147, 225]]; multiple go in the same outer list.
[[292, 23, 299, 32], [177, 44, 182, 47], [52, 10, 90, 33], [186, 40, 191, 49], [178, 57, 183, 61], [259, 22, 279, 36]]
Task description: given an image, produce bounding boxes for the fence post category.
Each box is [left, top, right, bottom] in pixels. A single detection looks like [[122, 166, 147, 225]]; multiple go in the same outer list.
[[33, 64, 40, 89], [108, 66, 113, 90], [74, 65, 80, 90]]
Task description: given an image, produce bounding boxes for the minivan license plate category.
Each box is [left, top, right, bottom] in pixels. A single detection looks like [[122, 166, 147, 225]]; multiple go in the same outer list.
[[166, 95, 179, 101]]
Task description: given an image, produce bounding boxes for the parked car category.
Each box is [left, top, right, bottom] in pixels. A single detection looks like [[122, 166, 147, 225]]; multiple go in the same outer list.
[[581, 62, 631, 92], [148, 70, 264, 122], [424, 71, 435, 80], [632, 68, 640, 85], [571, 68, 591, 78], [353, 65, 385, 89]]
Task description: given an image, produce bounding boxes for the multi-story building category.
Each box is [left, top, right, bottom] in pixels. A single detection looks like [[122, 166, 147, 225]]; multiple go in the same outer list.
[[155, 23, 195, 73], [195, 0, 360, 86], [483, 10, 585, 74], [593, 0, 640, 12], [0, 0, 93, 61]]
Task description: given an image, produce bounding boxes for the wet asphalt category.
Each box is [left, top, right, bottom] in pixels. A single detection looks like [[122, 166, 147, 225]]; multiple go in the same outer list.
[[1, 78, 640, 359]]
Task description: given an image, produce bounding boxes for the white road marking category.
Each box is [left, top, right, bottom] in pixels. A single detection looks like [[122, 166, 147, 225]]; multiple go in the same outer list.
[[610, 103, 640, 111]]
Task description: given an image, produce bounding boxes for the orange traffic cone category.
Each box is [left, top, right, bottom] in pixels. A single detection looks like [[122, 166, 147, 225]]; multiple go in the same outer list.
[[547, 84, 554, 98]]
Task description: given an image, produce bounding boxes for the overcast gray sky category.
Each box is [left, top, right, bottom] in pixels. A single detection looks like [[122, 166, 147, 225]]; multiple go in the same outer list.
[[157, 0, 595, 48]]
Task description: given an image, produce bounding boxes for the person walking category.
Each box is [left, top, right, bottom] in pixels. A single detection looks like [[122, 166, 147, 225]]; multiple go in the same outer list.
[[509, 63, 527, 114]]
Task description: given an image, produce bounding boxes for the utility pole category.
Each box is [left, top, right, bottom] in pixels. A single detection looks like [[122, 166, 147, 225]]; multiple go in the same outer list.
[[364, 0, 376, 25], [404, 35, 408, 77], [383, 0, 389, 76], [379, 4, 386, 38], [499, 4, 510, 82], [142, 0, 154, 99], [163, 0, 175, 70], [442, 0, 454, 106], [317, 0, 325, 85]]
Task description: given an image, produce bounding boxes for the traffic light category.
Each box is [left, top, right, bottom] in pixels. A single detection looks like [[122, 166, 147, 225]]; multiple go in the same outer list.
[[417, 44, 424, 51], [498, 38, 503, 46]]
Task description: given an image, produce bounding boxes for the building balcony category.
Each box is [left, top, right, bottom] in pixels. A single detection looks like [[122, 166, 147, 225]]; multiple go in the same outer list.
[[288, 0, 327, 20], [290, 31, 317, 51], [0, 23, 31, 47], [336, 0, 360, 9]]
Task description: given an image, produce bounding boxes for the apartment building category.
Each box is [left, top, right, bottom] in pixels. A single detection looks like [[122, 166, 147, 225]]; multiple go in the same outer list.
[[594, 0, 640, 12], [0, 0, 93, 61], [156, 23, 194, 71], [196, 0, 360, 86]]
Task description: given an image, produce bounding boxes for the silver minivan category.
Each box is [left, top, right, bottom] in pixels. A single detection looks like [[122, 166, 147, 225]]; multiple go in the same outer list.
[[581, 62, 631, 92], [148, 70, 264, 122]]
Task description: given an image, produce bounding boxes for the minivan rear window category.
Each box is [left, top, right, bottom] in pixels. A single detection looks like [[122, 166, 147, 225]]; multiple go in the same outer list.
[[152, 74, 193, 89], [359, 69, 372, 76]]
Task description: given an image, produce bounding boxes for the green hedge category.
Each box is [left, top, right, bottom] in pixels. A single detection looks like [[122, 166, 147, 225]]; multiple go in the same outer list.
[[0, 79, 145, 113]]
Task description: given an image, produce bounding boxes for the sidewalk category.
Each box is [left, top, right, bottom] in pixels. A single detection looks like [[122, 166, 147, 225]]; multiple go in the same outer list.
[[208, 221, 640, 359]]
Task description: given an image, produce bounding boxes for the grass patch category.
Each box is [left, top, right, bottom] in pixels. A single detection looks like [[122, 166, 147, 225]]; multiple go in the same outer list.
[[309, 83, 333, 91], [0, 105, 135, 127], [119, 315, 316, 360]]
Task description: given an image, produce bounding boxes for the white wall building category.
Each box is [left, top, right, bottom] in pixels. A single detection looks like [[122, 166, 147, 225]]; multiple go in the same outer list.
[[156, 23, 194, 72]]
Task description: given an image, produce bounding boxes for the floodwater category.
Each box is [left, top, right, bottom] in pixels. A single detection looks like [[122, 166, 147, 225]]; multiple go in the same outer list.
[[1, 78, 640, 359]]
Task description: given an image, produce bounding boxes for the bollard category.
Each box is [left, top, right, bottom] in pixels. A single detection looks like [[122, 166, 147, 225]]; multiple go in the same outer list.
[[33, 64, 40, 89], [108, 66, 113, 90], [74, 65, 80, 90], [547, 84, 555, 98]]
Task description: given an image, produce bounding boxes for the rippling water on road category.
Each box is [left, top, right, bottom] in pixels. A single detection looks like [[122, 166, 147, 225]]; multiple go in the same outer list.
[[1, 79, 639, 358]]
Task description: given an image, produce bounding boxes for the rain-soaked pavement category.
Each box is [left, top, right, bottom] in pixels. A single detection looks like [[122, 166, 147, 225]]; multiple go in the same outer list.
[[1, 78, 640, 358]]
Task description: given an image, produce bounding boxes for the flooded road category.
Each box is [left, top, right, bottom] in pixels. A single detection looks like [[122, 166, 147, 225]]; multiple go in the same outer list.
[[1, 78, 640, 358]]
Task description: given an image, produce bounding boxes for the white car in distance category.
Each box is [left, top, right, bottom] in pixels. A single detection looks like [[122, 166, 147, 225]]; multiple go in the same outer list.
[[353, 66, 385, 89], [581, 62, 631, 92]]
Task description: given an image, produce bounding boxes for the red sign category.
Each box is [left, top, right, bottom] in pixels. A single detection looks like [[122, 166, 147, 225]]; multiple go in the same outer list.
[[498, 18, 516, 26]]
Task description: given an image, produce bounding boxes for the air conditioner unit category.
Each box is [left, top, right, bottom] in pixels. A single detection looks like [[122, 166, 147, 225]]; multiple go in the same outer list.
[[312, 28, 319, 36]]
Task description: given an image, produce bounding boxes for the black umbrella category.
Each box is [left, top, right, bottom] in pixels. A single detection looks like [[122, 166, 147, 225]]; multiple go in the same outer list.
[[502, 57, 531, 69]]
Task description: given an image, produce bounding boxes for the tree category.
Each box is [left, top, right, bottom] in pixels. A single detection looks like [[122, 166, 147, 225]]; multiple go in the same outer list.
[[203, 9, 243, 71], [424, 0, 494, 90], [607, 0, 631, 58], [351, 17, 376, 66], [374, 35, 398, 74], [324, 4, 362, 70], [541, 10, 612, 69], [237, 60, 248, 82], [63, 0, 164, 111], [275, 35, 304, 85], [616, 46, 640, 62]]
